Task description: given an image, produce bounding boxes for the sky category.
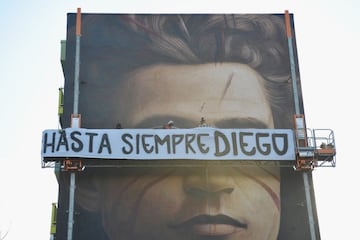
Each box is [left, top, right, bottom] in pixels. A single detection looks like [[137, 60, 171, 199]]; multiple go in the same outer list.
[[0, 0, 359, 239]]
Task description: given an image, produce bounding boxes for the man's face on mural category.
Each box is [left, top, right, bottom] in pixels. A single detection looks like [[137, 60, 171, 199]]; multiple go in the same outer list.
[[84, 63, 280, 240]]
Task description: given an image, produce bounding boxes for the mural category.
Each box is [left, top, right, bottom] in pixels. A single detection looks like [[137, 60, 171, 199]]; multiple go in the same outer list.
[[56, 13, 320, 240]]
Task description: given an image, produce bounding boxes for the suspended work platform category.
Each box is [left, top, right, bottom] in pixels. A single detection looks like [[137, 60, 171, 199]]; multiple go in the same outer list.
[[294, 115, 336, 171]]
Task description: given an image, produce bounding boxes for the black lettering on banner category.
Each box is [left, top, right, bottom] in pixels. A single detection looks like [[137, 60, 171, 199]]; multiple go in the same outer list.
[[197, 133, 210, 154], [142, 134, 154, 154], [71, 131, 83, 152], [256, 133, 271, 155], [272, 133, 288, 155], [185, 134, 196, 154], [240, 132, 255, 156], [56, 131, 69, 152], [214, 131, 230, 157], [155, 135, 171, 154], [43, 132, 56, 153], [122, 133, 133, 154], [136, 134, 140, 154], [172, 134, 184, 154], [98, 134, 111, 154], [231, 132, 238, 155], [85, 132, 98, 153]]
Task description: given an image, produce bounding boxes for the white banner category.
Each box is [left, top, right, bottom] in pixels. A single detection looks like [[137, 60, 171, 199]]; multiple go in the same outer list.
[[41, 127, 295, 161]]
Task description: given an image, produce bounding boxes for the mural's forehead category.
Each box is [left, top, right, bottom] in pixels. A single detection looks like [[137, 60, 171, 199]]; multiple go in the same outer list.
[[119, 63, 273, 128]]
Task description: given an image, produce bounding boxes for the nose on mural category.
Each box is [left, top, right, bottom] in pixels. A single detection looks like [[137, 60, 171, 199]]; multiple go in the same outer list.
[[183, 167, 235, 197]]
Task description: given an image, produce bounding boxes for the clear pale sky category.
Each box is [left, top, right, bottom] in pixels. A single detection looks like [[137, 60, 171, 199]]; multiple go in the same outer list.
[[0, 1, 359, 239]]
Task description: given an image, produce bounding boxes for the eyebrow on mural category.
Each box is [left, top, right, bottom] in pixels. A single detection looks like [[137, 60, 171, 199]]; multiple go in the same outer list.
[[130, 115, 268, 129], [132, 115, 199, 129], [213, 118, 269, 129]]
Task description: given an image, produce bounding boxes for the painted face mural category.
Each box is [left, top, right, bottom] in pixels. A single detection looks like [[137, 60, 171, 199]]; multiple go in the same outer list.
[[92, 64, 279, 240], [57, 14, 319, 240]]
